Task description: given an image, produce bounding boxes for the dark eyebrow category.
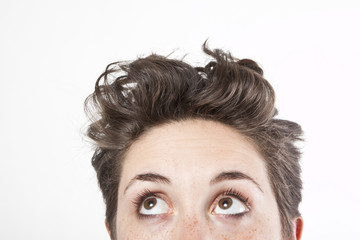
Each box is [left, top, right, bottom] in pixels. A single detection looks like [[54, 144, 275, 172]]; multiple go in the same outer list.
[[124, 173, 171, 194], [210, 171, 263, 193]]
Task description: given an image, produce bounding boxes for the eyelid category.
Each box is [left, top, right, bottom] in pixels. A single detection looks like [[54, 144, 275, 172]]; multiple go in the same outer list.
[[132, 189, 156, 208], [210, 188, 251, 215], [132, 189, 157, 214], [132, 189, 173, 219]]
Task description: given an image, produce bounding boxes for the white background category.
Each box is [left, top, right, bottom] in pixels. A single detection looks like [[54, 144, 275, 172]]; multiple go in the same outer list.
[[1, 0, 359, 239]]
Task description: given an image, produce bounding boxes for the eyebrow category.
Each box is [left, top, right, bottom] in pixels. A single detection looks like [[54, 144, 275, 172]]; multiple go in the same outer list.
[[124, 170, 263, 195], [210, 171, 263, 193], [124, 173, 171, 194]]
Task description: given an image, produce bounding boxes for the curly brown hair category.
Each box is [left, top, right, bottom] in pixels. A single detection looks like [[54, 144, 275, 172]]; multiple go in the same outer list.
[[84, 43, 303, 239]]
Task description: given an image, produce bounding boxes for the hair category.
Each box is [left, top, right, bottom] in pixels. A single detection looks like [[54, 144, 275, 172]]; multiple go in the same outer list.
[[84, 42, 303, 239]]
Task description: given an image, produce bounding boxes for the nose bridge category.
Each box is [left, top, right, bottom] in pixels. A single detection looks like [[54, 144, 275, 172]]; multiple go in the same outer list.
[[174, 212, 210, 240], [171, 180, 211, 240]]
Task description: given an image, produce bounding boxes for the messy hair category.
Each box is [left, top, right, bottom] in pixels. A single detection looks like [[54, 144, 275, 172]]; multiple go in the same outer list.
[[84, 43, 303, 239]]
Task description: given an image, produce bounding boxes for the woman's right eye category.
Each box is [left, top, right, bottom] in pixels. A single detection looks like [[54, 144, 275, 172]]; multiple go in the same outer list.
[[139, 196, 170, 215]]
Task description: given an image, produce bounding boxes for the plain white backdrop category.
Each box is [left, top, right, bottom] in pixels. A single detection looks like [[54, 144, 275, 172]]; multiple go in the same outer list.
[[1, 0, 359, 239]]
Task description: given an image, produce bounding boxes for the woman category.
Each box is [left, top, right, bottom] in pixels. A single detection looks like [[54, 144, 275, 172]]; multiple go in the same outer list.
[[84, 43, 304, 239]]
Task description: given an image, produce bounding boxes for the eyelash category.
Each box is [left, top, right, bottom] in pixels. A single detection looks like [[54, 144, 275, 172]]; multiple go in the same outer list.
[[132, 188, 162, 219], [212, 188, 251, 218], [132, 188, 251, 219]]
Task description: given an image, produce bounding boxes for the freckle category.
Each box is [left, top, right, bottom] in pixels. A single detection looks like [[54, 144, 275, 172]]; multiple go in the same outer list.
[[242, 228, 258, 239], [209, 226, 214, 234], [221, 233, 229, 240]]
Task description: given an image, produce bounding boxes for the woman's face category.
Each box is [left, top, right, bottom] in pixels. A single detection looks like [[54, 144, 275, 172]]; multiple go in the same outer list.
[[114, 119, 285, 239]]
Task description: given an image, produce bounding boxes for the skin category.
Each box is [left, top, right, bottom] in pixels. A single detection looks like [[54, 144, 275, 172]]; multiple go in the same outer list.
[[109, 119, 302, 240]]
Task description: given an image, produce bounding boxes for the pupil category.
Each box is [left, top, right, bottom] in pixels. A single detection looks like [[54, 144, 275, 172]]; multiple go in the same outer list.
[[219, 197, 232, 209], [144, 198, 157, 210]]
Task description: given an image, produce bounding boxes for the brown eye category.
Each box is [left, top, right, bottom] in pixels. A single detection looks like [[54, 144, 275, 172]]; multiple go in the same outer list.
[[213, 196, 249, 215], [144, 197, 157, 210], [139, 197, 170, 215], [218, 197, 233, 209]]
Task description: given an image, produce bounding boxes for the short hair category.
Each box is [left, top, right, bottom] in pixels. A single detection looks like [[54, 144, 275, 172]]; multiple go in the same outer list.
[[84, 43, 303, 239]]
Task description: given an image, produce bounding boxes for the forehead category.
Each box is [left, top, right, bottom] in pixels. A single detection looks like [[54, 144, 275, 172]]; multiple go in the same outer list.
[[120, 119, 269, 192]]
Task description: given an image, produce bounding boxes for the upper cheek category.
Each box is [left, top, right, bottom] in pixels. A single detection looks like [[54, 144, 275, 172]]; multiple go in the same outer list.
[[117, 216, 174, 240], [226, 228, 263, 240], [117, 219, 148, 240], [117, 219, 276, 240], [209, 214, 281, 240], [236, 216, 281, 240], [210, 218, 256, 239], [118, 225, 173, 240]]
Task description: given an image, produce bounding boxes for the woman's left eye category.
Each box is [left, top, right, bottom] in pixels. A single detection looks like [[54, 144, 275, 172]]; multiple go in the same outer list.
[[212, 196, 249, 215]]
